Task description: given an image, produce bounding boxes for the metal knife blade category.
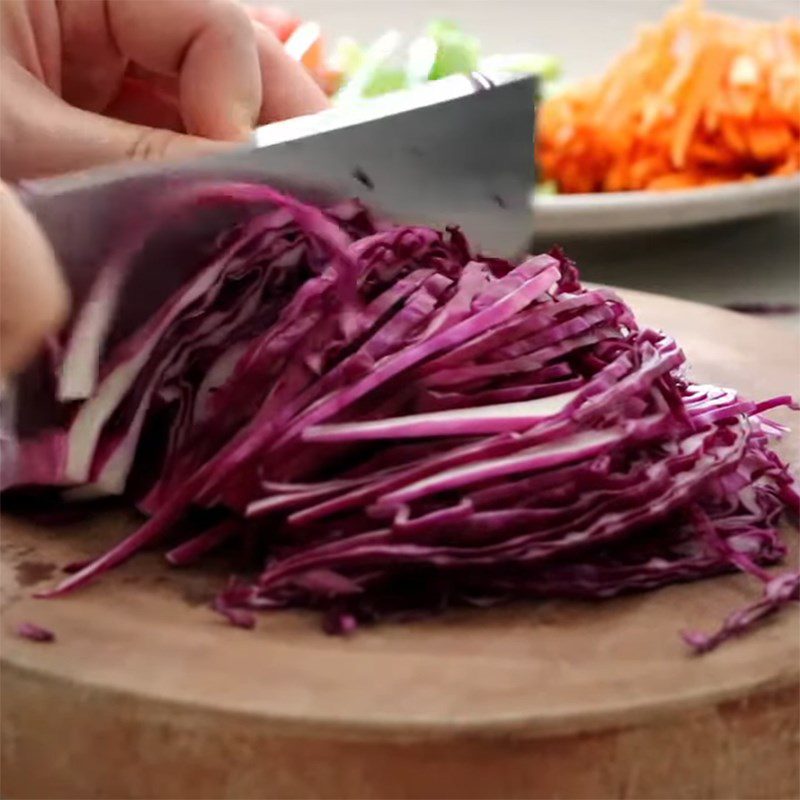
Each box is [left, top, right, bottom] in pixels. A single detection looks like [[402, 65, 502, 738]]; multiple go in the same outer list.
[[21, 72, 536, 304]]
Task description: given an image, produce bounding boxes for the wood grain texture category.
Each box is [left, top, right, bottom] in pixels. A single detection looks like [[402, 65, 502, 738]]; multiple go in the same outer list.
[[2, 288, 799, 799]]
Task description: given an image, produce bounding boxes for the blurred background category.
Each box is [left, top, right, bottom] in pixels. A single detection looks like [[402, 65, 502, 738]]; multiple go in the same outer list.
[[249, 0, 800, 318], [273, 0, 797, 79]]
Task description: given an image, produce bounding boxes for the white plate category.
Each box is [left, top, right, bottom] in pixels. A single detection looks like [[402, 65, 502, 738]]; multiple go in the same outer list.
[[533, 174, 800, 238]]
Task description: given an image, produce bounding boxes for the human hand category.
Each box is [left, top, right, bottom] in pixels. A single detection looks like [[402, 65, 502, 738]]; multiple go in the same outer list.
[[0, 182, 68, 378], [0, 0, 328, 377], [0, 0, 329, 182]]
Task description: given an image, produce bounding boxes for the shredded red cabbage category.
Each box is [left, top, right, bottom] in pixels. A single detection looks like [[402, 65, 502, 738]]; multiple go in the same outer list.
[[7, 183, 798, 652], [16, 621, 55, 643]]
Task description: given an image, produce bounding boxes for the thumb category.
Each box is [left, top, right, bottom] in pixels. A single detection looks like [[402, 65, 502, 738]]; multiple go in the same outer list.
[[0, 183, 69, 378], [2, 67, 234, 181]]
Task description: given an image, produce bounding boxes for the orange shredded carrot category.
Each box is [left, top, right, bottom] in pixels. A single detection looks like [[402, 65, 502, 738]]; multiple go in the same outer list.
[[538, 0, 800, 193]]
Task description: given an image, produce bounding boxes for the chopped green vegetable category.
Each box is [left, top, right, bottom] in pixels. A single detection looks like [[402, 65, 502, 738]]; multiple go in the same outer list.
[[426, 19, 481, 80], [479, 52, 562, 81], [363, 67, 408, 97], [331, 18, 559, 106], [405, 35, 438, 86], [334, 30, 403, 104], [332, 36, 364, 76]]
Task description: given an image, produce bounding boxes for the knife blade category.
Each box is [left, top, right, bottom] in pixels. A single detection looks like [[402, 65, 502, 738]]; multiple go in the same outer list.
[[22, 72, 536, 301]]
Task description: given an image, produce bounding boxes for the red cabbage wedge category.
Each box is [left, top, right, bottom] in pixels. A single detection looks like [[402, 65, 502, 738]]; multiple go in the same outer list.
[[4, 183, 798, 652]]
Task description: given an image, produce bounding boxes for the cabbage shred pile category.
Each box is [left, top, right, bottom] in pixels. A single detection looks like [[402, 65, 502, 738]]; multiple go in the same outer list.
[[9, 184, 798, 651]]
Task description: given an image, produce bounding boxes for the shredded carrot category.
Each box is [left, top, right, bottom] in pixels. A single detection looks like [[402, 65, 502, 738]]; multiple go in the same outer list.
[[538, 0, 800, 193]]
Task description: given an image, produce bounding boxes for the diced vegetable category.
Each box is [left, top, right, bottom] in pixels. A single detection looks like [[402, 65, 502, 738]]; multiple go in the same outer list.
[[480, 53, 561, 82], [425, 20, 481, 81], [332, 19, 560, 105]]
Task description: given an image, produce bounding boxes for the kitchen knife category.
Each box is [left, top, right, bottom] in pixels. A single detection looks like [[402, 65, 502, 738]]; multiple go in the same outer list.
[[22, 72, 536, 302], [4, 72, 537, 453]]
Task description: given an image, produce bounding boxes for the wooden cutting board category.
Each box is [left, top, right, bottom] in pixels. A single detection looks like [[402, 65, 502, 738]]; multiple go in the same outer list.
[[2, 289, 798, 800]]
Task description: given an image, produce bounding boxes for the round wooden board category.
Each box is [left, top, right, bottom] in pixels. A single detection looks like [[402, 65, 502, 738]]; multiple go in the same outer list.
[[2, 289, 799, 800]]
